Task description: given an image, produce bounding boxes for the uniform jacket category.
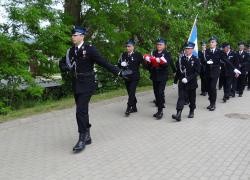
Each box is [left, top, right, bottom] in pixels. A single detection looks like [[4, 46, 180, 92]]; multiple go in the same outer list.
[[174, 55, 201, 90], [117, 51, 143, 81], [236, 51, 248, 74], [198, 50, 206, 75], [221, 50, 239, 77], [204, 48, 223, 78], [66, 43, 120, 94], [145, 49, 176, 81]]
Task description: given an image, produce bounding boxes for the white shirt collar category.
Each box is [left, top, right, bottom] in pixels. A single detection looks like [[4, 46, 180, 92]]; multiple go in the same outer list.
[[77, 41, 84, 49], [211, 48, 216, 52], [185, 55, 192, 60], [226, 50, 230, 56]]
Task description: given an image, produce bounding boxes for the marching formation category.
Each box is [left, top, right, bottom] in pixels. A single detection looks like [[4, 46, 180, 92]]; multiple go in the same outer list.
[[59, 26, 250, 153]]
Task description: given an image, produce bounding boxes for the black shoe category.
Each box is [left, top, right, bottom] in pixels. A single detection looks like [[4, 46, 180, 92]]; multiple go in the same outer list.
[[188, 110, 194, 118], [125, 106, 131, 116], [222, 97, 227, 103], [154, 111, 163, 120], [231, 94, 235, 98], [239, 94, 243, 97], [130, 105, 138, 113], [73, 133, 87, 152], [209, 104, 216, 111], [207, 104, 212, 110], [172, 110, 182, 121]]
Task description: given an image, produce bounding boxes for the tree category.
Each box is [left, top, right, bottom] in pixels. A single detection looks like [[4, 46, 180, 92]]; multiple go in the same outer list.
[[216, 0, 250, 45], [0, 0, 70, 113]]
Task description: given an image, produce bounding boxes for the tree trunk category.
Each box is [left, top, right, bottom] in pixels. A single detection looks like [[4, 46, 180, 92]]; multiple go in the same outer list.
[[64, 0, 82, 25]]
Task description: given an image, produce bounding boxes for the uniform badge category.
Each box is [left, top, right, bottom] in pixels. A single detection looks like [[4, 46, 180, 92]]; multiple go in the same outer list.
[[82, 50, 86, 58], [191, 60, 194, 66]]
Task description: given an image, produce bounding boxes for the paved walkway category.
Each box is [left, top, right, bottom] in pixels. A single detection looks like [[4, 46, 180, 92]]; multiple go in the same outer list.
[[0, 85, 250, 180]]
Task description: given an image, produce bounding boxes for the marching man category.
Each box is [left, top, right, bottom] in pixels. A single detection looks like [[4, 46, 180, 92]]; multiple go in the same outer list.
[[172, 42, 200, 121], [220, 42, 239, 103], [60, 26, 131, 153], [143, 38, 175, 120], [118, 40, 143, 116]]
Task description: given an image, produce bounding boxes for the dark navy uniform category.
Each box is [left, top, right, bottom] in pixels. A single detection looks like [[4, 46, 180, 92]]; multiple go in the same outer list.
[[175, 55, 200, 110], [220, 46, 239, 102], [172, 42, 200, 121], [62, 26, 127, 152], [144, 41, 175, 119], [236, 50, 248, 96], [67, 43, 120, 134], [204, 47, 223, 110], [198, 50, 207, 95], [204, 39, 240, 110], [118, 48, 143, 116]]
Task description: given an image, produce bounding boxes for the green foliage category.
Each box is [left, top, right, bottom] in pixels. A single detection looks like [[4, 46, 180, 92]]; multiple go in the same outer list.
[[216, 0, 250, 45], [0, 0, 70, 114]]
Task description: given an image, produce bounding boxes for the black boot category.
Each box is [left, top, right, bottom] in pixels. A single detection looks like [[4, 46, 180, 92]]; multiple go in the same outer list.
[[153, 110, 163, 120], [130, 105, 138, 113], [188, 110, 194, 118], [73, 133, 87, 152], [209, 104, 216, 111], [125, 106, 131, 116], [207, 104, 212, 110], [172, 110, 182, 122], [222, 97, 227, 103]]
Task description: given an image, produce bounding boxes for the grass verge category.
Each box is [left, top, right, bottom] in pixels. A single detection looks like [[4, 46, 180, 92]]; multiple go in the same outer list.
[[0, 85, 153, 123]]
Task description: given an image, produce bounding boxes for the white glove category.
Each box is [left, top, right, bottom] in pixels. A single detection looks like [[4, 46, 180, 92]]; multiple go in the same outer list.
[[207, 60, 213, 65], [182, 78, 188, 84], [172, 83, 177, 89], [234, 69, 241, 75], [160, 56, 167, 63], [145, 56, 150, 62], [121, 61, 127, 67], [156, 58, 160, 63]]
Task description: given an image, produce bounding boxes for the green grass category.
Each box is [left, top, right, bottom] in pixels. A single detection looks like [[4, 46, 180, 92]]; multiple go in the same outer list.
[[0, 85, 153, 123]]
